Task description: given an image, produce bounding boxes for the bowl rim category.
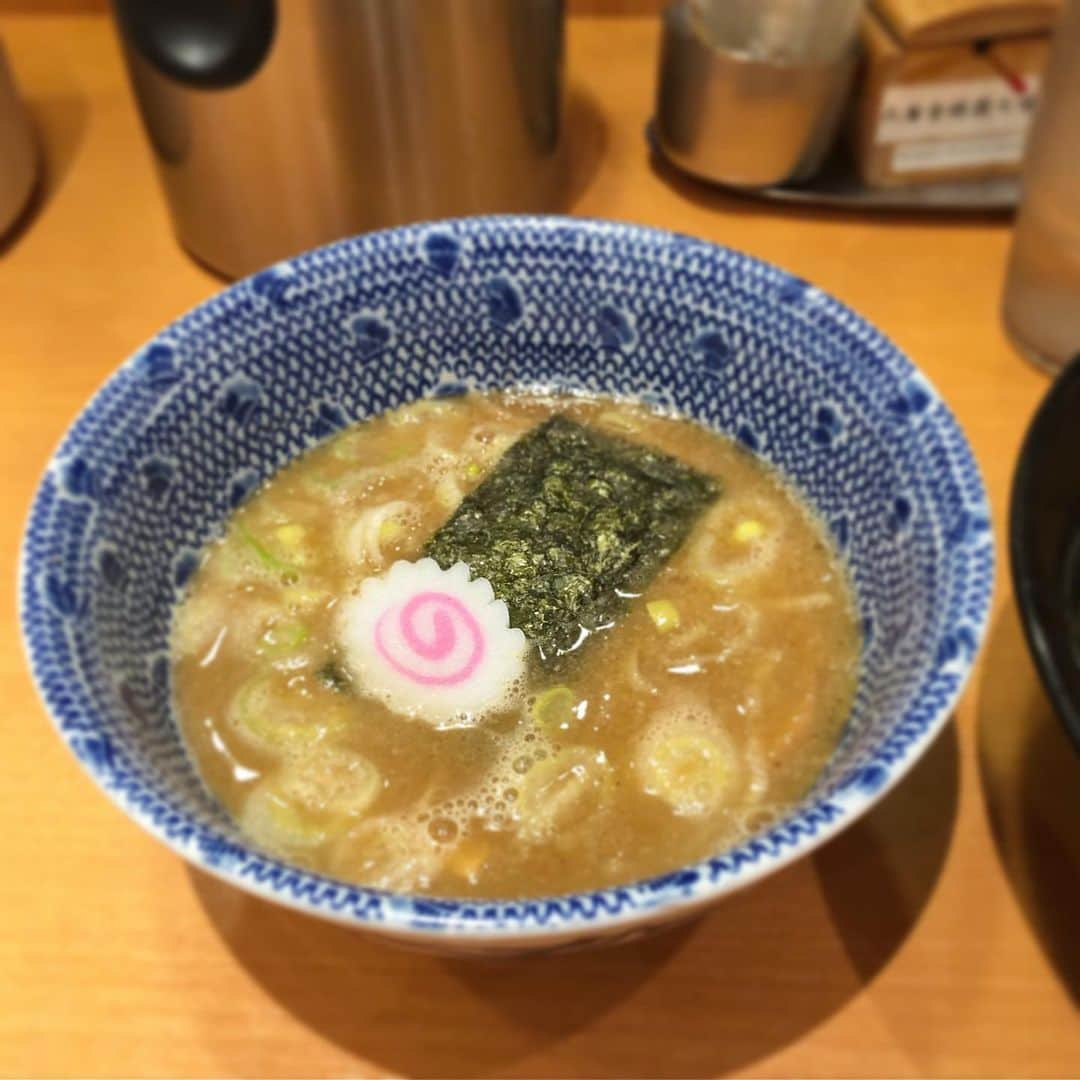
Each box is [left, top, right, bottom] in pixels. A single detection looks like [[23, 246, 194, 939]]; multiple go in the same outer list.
[[19, 214, 994, 943]]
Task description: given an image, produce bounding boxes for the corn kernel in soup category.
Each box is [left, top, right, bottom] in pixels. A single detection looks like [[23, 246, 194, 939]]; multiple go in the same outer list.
[[172, 392, 860, 898]]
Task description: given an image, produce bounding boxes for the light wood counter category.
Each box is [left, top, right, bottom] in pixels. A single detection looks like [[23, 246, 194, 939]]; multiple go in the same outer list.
[[1, 13, 1077, 1079]]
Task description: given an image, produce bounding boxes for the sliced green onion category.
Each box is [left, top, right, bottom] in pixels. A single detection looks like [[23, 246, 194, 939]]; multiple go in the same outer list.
[[733, 519, 765, 544], [237, 523, 298, 578], [530, 685, 577, 734], [273, 523, 307, 550], [379, 518, 405, 544], [258, 620, 309, 658], [638, 729, 733, 817], [646, 599, 680, 633], [228, 674, 350, 751], [282, 585, 329, 613]]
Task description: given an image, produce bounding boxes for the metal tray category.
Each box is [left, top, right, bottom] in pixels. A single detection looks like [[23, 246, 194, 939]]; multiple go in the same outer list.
[[647, 120, 1020, 212]]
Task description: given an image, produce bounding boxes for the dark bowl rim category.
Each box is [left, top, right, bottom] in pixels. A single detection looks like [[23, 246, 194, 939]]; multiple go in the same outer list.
[[1008, 352, 1080, 754]]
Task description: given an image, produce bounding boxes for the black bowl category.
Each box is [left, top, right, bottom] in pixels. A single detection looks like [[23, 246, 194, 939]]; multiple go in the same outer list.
[[1010, 353, 1080, 753]]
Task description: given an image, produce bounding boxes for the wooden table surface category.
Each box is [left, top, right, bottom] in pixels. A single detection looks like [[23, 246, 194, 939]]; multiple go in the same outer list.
[[2, 13, 1078, 1080]]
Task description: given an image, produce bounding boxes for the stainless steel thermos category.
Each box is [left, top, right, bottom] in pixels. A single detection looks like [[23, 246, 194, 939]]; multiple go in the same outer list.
[[113, 0, 565, 277]]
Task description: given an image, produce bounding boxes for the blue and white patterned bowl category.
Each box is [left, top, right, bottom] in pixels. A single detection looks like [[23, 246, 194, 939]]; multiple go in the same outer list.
[[20, 216, 993, 955]]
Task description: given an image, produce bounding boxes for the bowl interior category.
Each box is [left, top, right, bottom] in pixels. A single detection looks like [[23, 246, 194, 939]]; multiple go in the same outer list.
[[21, 217, 993, 936]]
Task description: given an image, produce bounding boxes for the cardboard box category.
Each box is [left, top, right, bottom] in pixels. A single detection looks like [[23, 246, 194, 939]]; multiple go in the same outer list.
[[853, 0, 1058, 187]]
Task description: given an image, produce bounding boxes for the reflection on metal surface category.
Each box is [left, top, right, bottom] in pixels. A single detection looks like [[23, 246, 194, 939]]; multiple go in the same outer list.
[[655, 1, 855, 189]]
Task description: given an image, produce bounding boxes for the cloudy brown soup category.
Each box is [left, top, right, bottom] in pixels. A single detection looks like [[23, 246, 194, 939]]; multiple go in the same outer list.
[[172, 392, 859, 898]]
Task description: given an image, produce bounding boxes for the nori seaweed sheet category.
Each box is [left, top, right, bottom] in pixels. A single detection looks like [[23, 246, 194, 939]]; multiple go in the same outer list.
[[424, 415, 720, 666]]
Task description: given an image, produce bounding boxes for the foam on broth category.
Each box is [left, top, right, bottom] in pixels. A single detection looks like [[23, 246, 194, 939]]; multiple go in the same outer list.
[[172, 392, 860, 897]]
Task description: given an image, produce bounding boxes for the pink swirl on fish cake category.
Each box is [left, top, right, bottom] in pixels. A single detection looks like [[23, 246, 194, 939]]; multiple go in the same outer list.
[[374, 590, 485, 686], [338, 558, 527, 726]]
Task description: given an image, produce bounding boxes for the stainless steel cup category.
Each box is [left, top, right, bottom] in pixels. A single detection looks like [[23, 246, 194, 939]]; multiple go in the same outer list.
[[655, 0, 856, 189]]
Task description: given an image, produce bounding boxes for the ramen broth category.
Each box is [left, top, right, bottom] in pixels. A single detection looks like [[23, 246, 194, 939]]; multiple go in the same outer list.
[[172, 392, 860, 897]]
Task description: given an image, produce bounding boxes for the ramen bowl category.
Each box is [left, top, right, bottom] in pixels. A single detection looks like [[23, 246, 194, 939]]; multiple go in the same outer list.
[[20, 217, 993, 955]]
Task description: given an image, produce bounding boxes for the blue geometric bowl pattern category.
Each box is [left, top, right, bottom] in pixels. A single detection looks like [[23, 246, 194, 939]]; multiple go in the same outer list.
[[20, 217, 993, 952]]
